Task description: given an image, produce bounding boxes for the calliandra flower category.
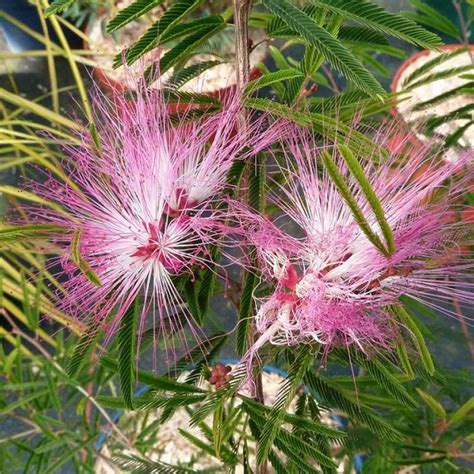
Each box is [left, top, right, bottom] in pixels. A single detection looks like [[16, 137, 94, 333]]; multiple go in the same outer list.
[[230, 127, 473, 363], [18, 79, 278, 356]]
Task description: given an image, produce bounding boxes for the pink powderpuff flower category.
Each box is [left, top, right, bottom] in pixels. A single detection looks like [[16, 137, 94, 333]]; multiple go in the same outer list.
[[18, 79, 279, 357], [229, 126, 473, 363]]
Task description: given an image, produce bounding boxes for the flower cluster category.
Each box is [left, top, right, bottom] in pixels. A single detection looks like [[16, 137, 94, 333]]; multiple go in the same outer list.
[[18, 77, 473, 366]]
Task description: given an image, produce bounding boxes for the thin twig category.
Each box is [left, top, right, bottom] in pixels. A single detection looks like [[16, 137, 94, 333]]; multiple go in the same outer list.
[[233, 2, 268, 473], [452, 297, 474, 360], [452, 0, 473, 63], [234, 0, 252, 88], [322, 63, 340, 94]]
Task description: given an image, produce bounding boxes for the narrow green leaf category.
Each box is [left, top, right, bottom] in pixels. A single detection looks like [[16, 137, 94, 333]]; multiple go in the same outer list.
[[406, 65, 474, 91], [357, 355, 416, 408], [242, 397, 344, 439], [321, 150, 388, 255], [89, 122, 102, 153], [245, 97, 385, 159], [159, 15, 223, 44], [100, 355, 204, 393], [244, 68, 304, 95], [124, 0, 204, 66], [257, 350, 314, 465], [212, 399, 224, 456], [184, 279, 203, 325], [107, 0, 165, 33], [0, 390, 49, 416], [401, 48, 468, 87], [113, 453, 200, 473], [268, 45, 291, 70], [155, 18, 225, 75], [394, 305, 434, 375], [167, 60, 222, 89], [71, 230, 102, 287], [406, 0, 461, 39], [0, 224, 63, 242], [396, 341, 416, 380], [179, 428, 237, 464], [390, 455, 446, 466], [412, 82, 474, 111], [417, 388, 446, 418], [304, 371, 403, 441], [118, 300, 138, 409], [44, 0, 75, 16], [445, 121, 473, 148], [338, 144, 395, 254], [237, 271, 257, 357], [196, 247, 220, 319], [338, 25, 390, 46], [261, 0, 385, 97], [313, 0, 442, 49], [67, 324, 100, 378], [245, 400, 337, 470], [425, 103, 474, 132], [449, 397, 474, 425]]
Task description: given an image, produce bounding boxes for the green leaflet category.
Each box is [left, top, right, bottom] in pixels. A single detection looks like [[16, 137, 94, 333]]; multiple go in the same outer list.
[[337, 143, 395, 255], [246, 97, 385, 159], [147, 17, 226, 78], [71, 229, 102, 287], [401, 47, 468, 87], [304, 371, 403, 441], [123, 0, 205, 66], [261, 0, 385, 98], [416, 388, 446, 418], [449, 397, 474, 425], [396, 341, 416, 380], [243, 68, 304, 96], [107, 0, 166, 33], [321, 149, 389, 255], [393, 305, 435, 375], [405, 64, 474, 92], [44, 0, 75, 17], [257, 350, 314, 465], [0, 224, 63, 242], [112, 453, 200, 473], [237, 156, 265, 356], [167, 60, 222, 89], [101, 355, 205, 393], [117, 300, 138, 410], [312, 0, 442, 49], [184, 279, 203, 325], [67, 323, 100, 378], [404, 0, 460, 40], [244, 397, 338, 470]]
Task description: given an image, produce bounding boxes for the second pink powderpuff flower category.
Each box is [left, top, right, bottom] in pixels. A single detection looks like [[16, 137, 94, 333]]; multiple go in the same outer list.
[[229, 126, 473, 363]]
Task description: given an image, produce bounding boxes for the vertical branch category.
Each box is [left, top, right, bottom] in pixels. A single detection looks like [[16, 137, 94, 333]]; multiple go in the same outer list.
[[234, 2, 268, 472], [234, 0, 252, 89], [452, 0, 473, 63]]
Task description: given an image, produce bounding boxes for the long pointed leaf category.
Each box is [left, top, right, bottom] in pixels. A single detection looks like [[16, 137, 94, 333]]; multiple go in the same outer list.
[[118, 300, 139, 409], [261, 0, 385, 97]]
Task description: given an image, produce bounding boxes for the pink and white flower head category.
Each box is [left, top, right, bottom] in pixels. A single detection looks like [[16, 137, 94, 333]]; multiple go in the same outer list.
[[231, 125, 473, 362], [19, 78, 279, 356]]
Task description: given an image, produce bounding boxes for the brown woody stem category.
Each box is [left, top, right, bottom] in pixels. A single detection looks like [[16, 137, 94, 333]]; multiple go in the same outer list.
[[233, 2, 268, 473]]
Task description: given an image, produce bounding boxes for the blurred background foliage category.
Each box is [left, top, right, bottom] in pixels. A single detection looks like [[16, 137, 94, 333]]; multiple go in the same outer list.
[[0, 0, 472, 472]]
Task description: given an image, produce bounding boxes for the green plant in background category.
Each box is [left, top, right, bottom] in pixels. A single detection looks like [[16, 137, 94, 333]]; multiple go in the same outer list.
[[0, 1, 473, 473], [0, 0, 94, 355], [397, 0, 473, 151]]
